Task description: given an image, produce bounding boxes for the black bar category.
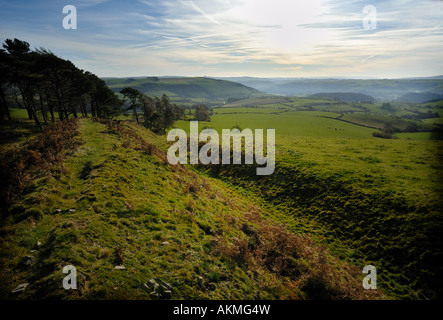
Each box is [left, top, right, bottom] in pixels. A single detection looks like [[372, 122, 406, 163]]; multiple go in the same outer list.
[[0, 300, 437, 319]]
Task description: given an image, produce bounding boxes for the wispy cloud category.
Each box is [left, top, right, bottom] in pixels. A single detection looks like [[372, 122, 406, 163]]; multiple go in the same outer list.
[[0, 0, 442, 77]]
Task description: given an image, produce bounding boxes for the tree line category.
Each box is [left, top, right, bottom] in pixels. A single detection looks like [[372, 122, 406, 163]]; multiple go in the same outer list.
[[118, 88, 214, 133], [0, 38, 193, 134], [119, 87, 186, 134], [0, 38, 123, 131]]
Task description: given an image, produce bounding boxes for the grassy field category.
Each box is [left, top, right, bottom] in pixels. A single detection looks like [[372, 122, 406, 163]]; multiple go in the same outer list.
[[1, 94, 442, 300], [340, 113, 424, 131], [0, 118, 385, 300], [174, 113, 376, 139], [214, 97, 442, 135], [395, 132, 433, 140], [169, 99, 443, 299], [173, 112, 441, 205], [423, 117, 443, 125]]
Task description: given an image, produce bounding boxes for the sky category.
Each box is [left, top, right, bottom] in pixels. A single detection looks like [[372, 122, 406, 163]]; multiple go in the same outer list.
[[0, 0, 442, 78]]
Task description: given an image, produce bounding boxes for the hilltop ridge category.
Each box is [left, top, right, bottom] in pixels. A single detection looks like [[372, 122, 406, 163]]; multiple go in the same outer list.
[[104, 77, 263, 105]]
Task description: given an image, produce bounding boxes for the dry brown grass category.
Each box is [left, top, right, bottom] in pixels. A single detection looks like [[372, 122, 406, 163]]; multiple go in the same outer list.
[[213, 209, 385, 300], [98, 248, 112, 259], [92, 118, 169, 163], [0, 118, 80, 207]]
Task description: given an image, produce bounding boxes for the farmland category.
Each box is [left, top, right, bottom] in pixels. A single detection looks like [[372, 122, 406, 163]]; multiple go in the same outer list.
[[1, 87, 443, 300], [171, 96, 443, 299], [174, 106, 442, 204]]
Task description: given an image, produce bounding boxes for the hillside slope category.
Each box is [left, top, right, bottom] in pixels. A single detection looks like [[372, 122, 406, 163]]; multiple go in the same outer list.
[[104, 77, 262, 102], [395, 92, 443, 103], [217, 77, 443, 101], [0, 118, 383, 300]]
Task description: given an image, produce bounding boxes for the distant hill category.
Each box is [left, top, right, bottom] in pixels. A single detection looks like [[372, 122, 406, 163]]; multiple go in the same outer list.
[[394, 92, 443, 103], [217, 77, 443, 101], [310, 92, 375, 103], [103, 77, 261, 102]]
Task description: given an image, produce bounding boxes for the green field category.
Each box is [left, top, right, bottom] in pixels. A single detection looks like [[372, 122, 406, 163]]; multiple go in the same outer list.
[[174, 113, 375, 139], [168, 97, 443, 299], [171, 106, 443, 299], [423, 117, 443, 125], [340, 113, 425, 131], [394, 132, 433, 140], [213, 107, 287, 114], [173, 111, 441, 202]]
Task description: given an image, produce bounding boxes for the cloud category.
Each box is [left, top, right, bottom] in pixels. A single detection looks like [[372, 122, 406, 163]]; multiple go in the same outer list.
[[186, 1, 222, 25], [0, 0, 442, 77]]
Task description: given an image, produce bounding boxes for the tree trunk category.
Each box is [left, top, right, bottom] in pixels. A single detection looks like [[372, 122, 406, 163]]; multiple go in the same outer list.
[[90, 95, 96, 117], [30, 107, 43, 131], [39, 93, 48, 125], [134, 105, 139, 124], [0, 88, 11, 120], [13, 85, 32, 120], [27, 94, 43, 132], [80, 98, 87, 117], [48, 100, 55, 122]]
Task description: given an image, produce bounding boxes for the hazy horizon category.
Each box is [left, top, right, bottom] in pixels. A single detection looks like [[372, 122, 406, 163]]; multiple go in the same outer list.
[[1, 0, 442, 78], [100, 75, 443, 80]]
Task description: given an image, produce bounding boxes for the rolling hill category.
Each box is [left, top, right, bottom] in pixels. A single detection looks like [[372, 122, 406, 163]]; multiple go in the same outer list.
[[217, 77, 443, 101], [103, 77, 262, 104], [394, 92, 443, 103]]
